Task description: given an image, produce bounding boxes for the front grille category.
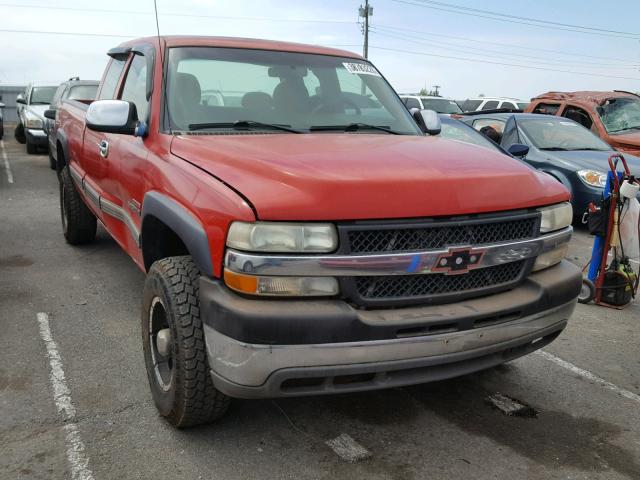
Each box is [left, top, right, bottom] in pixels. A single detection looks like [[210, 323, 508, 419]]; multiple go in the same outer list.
[[354, 261, 526, 300], [346, 216, 537, 254]]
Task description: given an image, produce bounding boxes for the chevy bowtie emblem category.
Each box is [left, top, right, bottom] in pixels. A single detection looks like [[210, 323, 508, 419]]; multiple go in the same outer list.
[[432, 247, 485, 275]]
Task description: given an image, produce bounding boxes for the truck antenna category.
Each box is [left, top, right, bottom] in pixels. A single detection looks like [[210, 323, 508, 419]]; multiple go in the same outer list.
[[153, 0, 172, 134]]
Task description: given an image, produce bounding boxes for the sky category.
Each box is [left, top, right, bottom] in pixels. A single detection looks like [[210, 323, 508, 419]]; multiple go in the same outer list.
[[0, 0, 639, 101]]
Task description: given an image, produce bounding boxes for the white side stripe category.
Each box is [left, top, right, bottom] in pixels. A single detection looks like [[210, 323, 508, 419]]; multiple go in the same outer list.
[[537, 350, 640, 405], [1, 139, 14, 183], [37, 313, 94, 480]]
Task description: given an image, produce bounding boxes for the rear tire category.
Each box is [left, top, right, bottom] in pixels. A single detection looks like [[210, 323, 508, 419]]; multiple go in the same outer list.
[[15, 123, 26, 144], [59, 167, 97, 245], [142, 256, 230, 428], [48, 149, 56, 170]]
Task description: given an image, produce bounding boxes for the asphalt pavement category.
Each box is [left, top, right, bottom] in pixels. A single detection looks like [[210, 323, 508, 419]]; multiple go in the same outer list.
[[1, 133, 639, 480]]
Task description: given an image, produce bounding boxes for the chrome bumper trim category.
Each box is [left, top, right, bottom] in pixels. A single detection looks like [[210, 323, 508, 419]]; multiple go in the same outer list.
[[224, 227, 572, 277], [203, 300, 576, 387]]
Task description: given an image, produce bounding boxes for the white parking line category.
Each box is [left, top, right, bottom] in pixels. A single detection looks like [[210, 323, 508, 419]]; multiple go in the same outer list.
[[37, 313, 94, 480], [0, 139, 14, 183], [537, 350, 640, 405]]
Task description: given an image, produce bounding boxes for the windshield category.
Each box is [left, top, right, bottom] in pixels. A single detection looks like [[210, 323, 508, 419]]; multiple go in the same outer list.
[[165, 47, 420, 134], [421, 98, 462, 114], [68, 84, 98, 101], [519, 118, 611, 151], [30, 86, 56, 105], [598, 97, 640, 133], [439, 118, 501, 151]]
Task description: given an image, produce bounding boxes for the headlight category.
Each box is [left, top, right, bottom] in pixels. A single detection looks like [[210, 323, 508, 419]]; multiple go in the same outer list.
[[577, 170, 607, 188], [24, 111, 43, 129], [226, 222, 338, 253], [538, 202, 573, 233], [224, 269, 339, 296]]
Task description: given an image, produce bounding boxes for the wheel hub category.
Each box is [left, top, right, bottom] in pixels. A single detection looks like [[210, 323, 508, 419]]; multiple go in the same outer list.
[[156, 328, 172, 357]]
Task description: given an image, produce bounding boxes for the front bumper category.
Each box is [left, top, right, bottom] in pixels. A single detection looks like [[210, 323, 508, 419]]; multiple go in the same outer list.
[[25, 128, 48, 146], [201, 260, 581, 398]]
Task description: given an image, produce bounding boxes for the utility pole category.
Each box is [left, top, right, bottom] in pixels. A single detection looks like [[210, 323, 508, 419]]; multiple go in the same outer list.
[[433, 85, 441, 96], [359, 1, 373, 59]]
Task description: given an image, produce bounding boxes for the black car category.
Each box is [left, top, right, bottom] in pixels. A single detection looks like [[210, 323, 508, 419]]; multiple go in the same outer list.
[[461, 112, 640, 220], [44, 78, 99, 170]]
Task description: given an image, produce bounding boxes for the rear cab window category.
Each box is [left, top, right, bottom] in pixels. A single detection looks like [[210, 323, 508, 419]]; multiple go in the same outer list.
[[98, 58, 127, 100], [561, 105, 593, 130], [531, 102, 561, 115], [481, 101, 499, 110]]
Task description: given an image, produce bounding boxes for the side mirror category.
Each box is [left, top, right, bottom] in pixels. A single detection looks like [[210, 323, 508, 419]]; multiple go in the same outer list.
[[507, 143, 529, 158], [44, 109, 56, 120], [411, 108, 441, 135], [86, 100, 141, 136], [16, 94, 26, 105]]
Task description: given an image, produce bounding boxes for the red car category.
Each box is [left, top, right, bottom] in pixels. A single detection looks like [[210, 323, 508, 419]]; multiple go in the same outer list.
[[54, 36, 580, 427], [526, 91, 640, 156]]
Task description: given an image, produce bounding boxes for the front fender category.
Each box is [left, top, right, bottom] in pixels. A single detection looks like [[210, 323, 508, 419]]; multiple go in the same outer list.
[[141, 191, 214, 276]]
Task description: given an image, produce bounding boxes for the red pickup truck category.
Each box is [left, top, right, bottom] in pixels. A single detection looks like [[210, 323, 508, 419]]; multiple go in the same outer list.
[[54, 36, 581, 427]]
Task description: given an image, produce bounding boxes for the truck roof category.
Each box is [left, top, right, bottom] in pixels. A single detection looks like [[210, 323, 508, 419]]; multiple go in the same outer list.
[[118, 36, 363, 60], [531, 90, 639, 105]]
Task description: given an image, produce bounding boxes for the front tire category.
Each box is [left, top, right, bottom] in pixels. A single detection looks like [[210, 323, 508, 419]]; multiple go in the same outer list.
[[142, 256, 230, 428], [26, 138, 38, 154], [15, 123, 26, 144], [59, 167, 97, 245]]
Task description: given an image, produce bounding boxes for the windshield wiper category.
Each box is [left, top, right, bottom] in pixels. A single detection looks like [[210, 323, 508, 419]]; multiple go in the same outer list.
[[188, 120, 303, 133], [310, 123, 401, 134], [540, 147, 569, 151], [566, 147, 608, 151]]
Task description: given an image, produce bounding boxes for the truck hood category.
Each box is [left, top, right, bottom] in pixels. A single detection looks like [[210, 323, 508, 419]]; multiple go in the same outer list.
[[170, 133, 569, 221], [25, 105, 48, 119], [608, 130, 640, 155]]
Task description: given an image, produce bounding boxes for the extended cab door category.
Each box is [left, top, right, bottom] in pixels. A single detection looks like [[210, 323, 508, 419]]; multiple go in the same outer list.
[[80, 56, 128, 237], [112, 49, 153, 253]]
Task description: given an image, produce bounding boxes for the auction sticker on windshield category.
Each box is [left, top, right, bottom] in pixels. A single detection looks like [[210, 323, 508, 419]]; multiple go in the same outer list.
[[343, 62, 381, 76]]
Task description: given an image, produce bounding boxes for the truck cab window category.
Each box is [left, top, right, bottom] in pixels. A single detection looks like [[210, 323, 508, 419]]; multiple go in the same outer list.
[[562, 106, 593, 129], [98, 58, 126, 100], [120, 54, 150, 121]]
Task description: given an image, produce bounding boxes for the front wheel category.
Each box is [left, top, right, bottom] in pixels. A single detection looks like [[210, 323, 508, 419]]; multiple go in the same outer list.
[[14, 123, 25, 144], [26, 138, 38, 154], [578, 279, 595, 304], [142, 256, 230, 428]]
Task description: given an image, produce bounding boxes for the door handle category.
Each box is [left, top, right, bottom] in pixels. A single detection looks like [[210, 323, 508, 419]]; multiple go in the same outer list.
[[98, 140, 109, 158]]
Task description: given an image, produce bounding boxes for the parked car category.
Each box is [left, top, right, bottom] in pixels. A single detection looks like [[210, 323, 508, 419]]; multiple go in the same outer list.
[[15, 81, 59, 153], [461, 97, 528, 112], [0, 102, 4, 140], [54, 35, 580, 427], [44, 78, 99, 170], [525, 91, 640, 156], [400, 95, 462, 114], [438, 114, 529, 158], [462, 112, 640, 220]]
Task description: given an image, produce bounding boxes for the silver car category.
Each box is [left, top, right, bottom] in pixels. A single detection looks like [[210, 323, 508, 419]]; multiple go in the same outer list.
[[15, 81, 59, 154]]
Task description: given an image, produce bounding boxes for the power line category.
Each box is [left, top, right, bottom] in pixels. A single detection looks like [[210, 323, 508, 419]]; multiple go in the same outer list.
[[0, 28, 134, 38], [391, 0, 640, 40], [373, 23, 635, 63], [368, 45, 640, 81], [369, 27, 638, 69], [407, 0, 640, 37], [0, 2, 356, 24]]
